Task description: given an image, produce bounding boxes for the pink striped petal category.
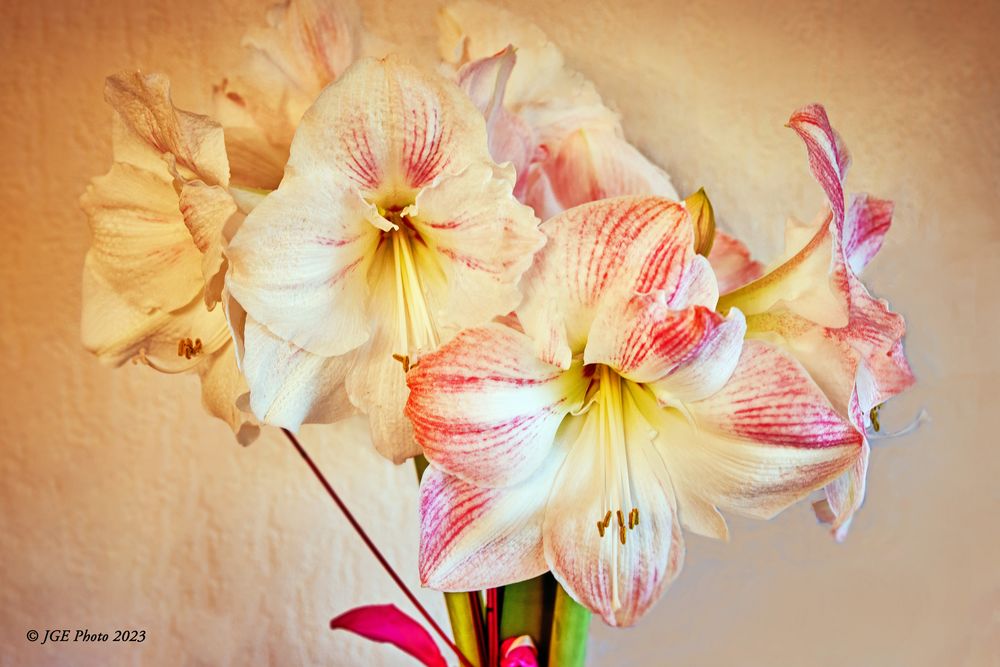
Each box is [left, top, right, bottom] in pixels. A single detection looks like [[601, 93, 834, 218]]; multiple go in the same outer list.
[[843, 194, 893, 276], [408, 162, 544, 333], [526, 127, 678, 220], [787, 104, 849, 230], [330, 604, 446, 667], [584, 293, 746, 398], [518, 196, 710, 363], [708, 231, 765, 294], [689, 340, 862, 450], [456, 47, 539, 192], [543, 406, 684, 627], [406, 324, 587, 487], [418, 457, 558, 591]]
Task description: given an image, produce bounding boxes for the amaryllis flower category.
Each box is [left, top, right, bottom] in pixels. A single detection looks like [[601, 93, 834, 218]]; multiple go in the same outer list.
[[717, 105, 916, 539], [213, 0, 387, 193], [81, 72, 258, 444], [225, 56, 545, 462], [438, 1, 677, 219], [408, 196, 862, 625]]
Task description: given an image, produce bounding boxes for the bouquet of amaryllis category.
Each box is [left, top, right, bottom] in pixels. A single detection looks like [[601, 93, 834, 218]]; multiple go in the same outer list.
[[81, 0, 919, 664]]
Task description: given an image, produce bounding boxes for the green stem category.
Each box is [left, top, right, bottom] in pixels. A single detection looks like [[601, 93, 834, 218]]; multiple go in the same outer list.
[[548, 584, 590, 667], [445, 592, 484, 667], [500, 576, 548, 655]]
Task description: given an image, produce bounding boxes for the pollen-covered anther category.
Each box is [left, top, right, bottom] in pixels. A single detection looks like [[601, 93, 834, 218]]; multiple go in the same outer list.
[[870, 404, 882, 432], [629, 508, 639, 528], [177, 337, 203, 360], [392, 353, 412, 373]]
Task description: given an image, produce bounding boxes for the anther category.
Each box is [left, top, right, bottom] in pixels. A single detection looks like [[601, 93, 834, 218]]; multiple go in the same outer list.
[[619, 525, 626, 545], [597, 520, 606, 538], [616, 510, 625, 528], [177, 337, 203, 360], [630, 508, 639, 528], [870, 404, 882, 432], [392, 353, 411, 373], [602, 511, 612, 528]]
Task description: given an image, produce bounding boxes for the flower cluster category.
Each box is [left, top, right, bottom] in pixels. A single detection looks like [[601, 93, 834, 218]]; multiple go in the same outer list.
[[82, 0, 914, 631]]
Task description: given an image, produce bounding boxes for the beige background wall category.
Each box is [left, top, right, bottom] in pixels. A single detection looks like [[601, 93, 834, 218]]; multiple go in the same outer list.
[[1, 0, 997, 665]]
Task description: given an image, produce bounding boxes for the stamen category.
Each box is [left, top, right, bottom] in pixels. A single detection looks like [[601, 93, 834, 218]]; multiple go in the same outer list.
[[870, 404, 882, 432], [597, 521, 606, 537], [619, 525, 626, 545], [177, 337, 203, 360], [392, 353, 411, 373], [603, 511, 612, 528], [616, 510, 625, 528], [630, 508, 639, 528]]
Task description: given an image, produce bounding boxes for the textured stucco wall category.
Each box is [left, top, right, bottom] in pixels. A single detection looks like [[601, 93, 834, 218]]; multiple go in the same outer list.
[[0, 0, 997, 665]]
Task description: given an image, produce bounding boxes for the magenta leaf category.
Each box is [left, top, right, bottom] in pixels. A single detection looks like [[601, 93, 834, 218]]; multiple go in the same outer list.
[[330, 604, 447, 667]]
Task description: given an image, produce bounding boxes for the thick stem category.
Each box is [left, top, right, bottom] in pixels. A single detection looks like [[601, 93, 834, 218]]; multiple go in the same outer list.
[[444, 592, 485, 667], [548, 584, 590, 667], [282, 429, 471, 667], [486, 588, 499, 666], [499, 576, 550, 659]]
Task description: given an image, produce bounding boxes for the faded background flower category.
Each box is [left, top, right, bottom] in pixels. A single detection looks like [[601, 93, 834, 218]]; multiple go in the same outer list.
[[0, 0, 996, 665]]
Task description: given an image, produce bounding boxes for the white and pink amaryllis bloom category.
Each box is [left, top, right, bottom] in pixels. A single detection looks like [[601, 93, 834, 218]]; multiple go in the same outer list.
[[408, 196, 863, 626], [716, 105, 916, 539], [225, 56, 545, 462]]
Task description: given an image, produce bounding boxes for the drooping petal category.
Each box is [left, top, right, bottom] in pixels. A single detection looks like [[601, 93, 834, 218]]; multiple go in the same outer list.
[[707, 231, 764, 294], [643, 340, 862, 529], [81, 163, 205, 312], [81, 256, 230, 372], [407, 324, 587, 488], [526, 127, 678, 220], [197, 342, 261, 445], [409, 162, 544, 333], [584, 292, 746, 400], [787, 104, 849, 230], [517, 196, 708, 365], [543, 404, 684, 627], [240, 314, 355, 431], [418, 452, 562, 591], [456, 47, 539, 188], [330, 604, 446, 667], [105, 71, 229, 186]]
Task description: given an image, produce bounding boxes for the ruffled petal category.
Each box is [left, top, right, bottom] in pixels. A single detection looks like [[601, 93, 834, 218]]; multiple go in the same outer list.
[[787, 104, 849, 230], [409, 162, 544, 332], [178, 182, 238, 307], [418, 455, 560, 591], [105, 71, 229, 186], [456, 47, 538, 189], [197, 342, 261, 445], [517, 196, 704, 364], [543, 404, 684, 627], [81, 255, 230, 372], [527, 127, 677, 220], [584, 293, 746, 397], [843, 194, 893, 276], [707, 231, 764, 294], [81, 163, 204, 312], [645, 340, 862, 527], [407, 323, 587, 487], [240, 314, 355, 431]]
